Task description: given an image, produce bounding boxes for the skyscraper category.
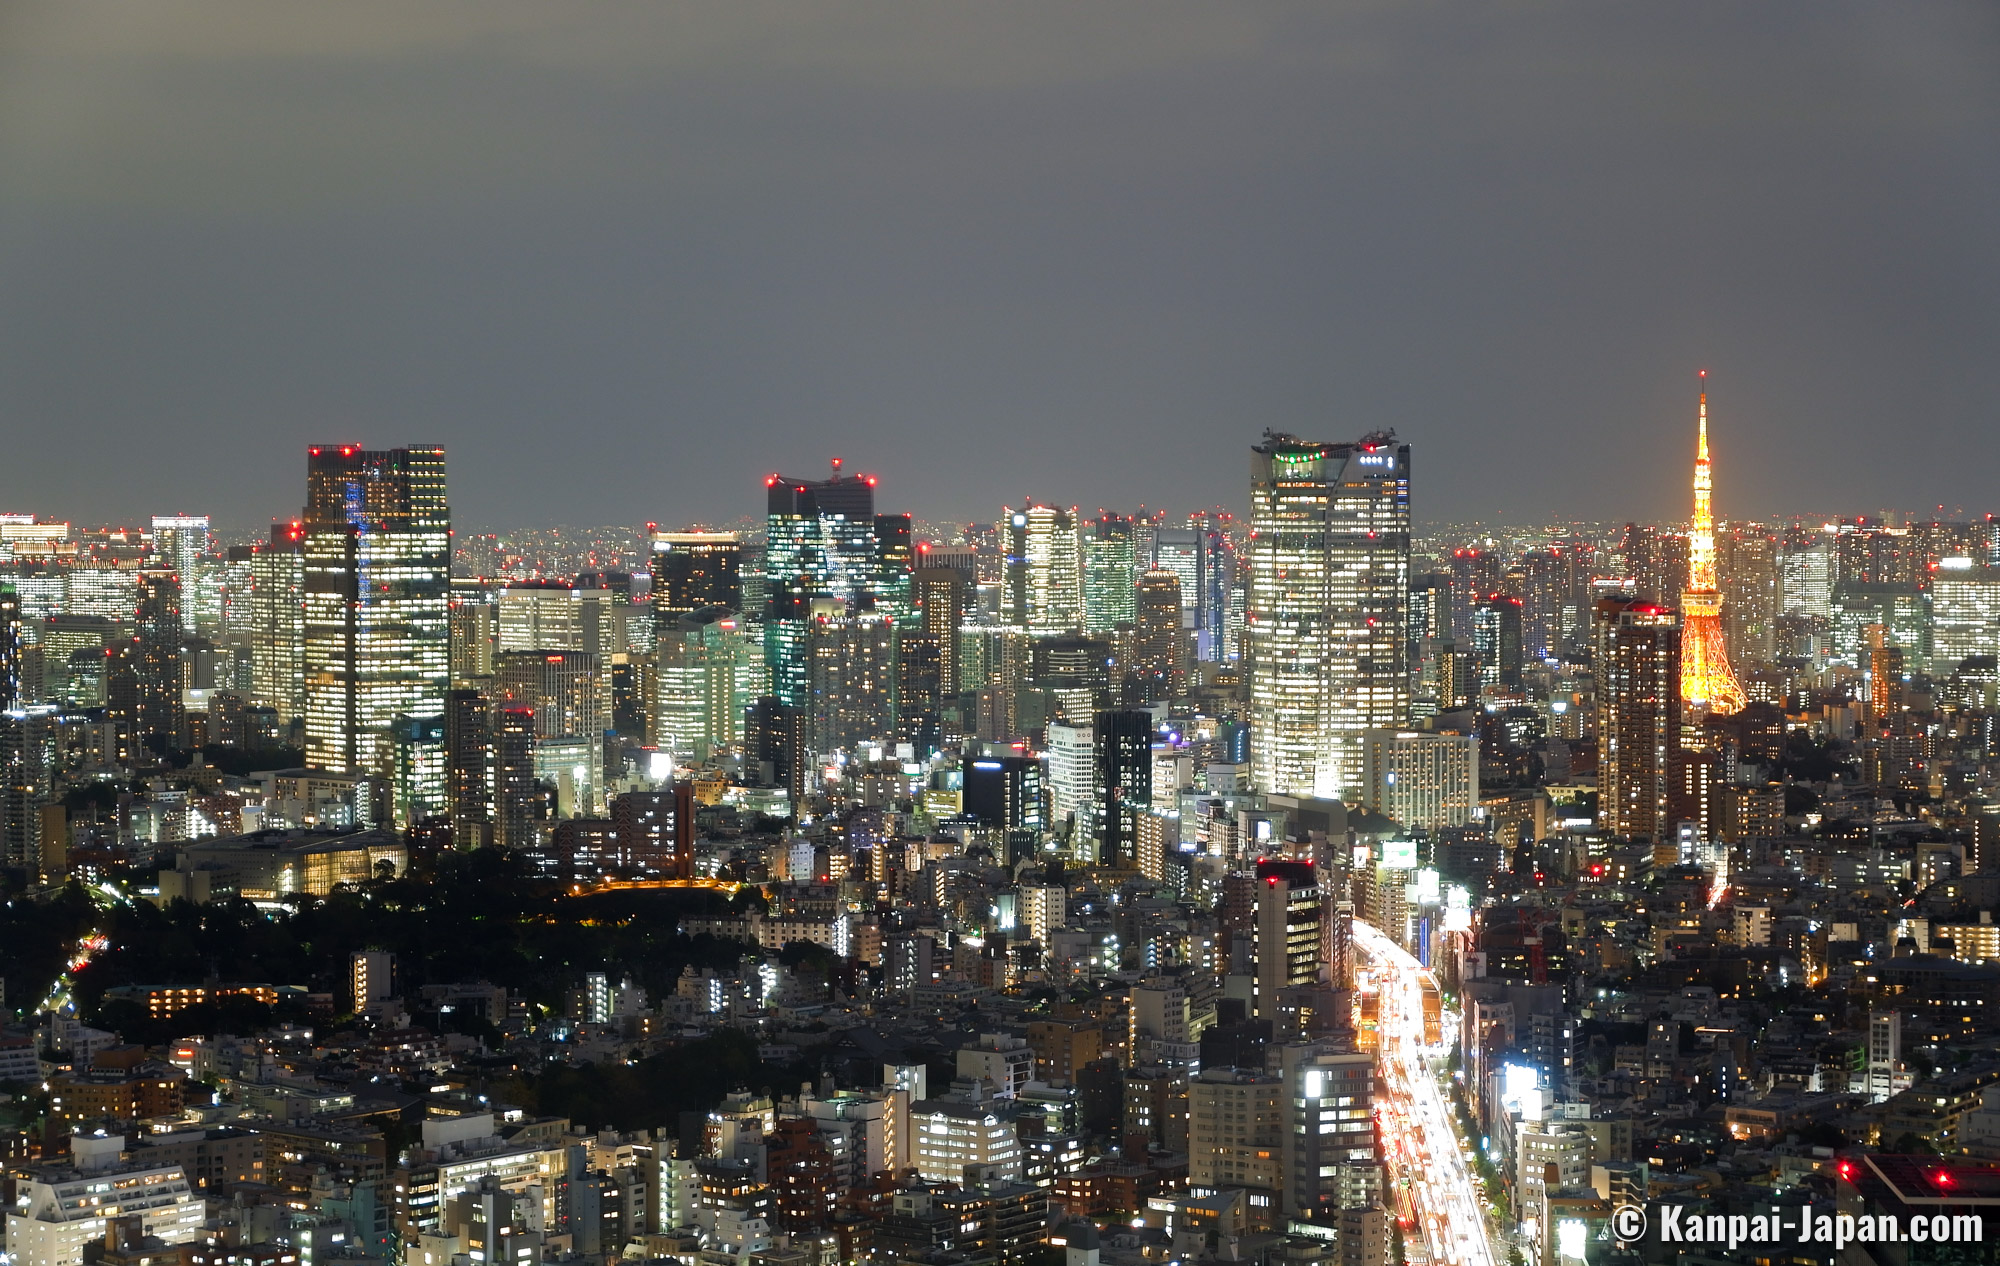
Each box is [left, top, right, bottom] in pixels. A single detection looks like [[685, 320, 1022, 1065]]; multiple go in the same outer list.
[[1192, 512, 1237, 661], [491, 703, 541, 851], [246, 523, 305, 723], [649, 530, 743, 615], [1247, 432, 1411, 801], [1093, 709, 1152, 868], [1003, 503, 1083, 636], [1, 704, 58, 874], [873, 513, 914, 621], [1469, 593, 1523, 691], [301, 444, 450, 778], [151, 515, 212, 635], [444, 687, 493, 849], [654, 608, 763, 767], [1080, 512, 1144, 636], [1447, 548, 1499, 642], [1129, 570, 1184, 703], [1680, 375, 1747, 715], [1362, 729, 1478, 831], [1082, 513, 1139, 634], [134, 568, 185, 750], [764, 464, 882, 707], [1045, 719, 1097, 850], [495, 650, 604, 813], [1595, 597, 1682, 840], [805, 614, 896, 756], [0, 584, 20, 711]]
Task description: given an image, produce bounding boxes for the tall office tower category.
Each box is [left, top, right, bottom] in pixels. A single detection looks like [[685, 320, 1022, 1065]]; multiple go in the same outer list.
[[151, 515, 211, 635], [1093, 709, 1152, 868], [1082, 513, 1138, 634], [1046, 719, 1098, 849], [655, 608, 762, 767], [1252, 858, 1324, 1019], [1636, 528, 1690, 607], [874, 513, 914, 620], [1679, 377, 1747, 716], [1409, 573, 1450, 649], [1719, 526, 1780, 667], [966, 626, 1035, 742], [1469, 594, 1523, 691], [496, 650, 604, 813], [1447, 548, 1499, 641], [1931, 560, 2000, 667], [903, 567, 967, 751], [444, 688, 492, 848], [1004, 503, 1084, 635], [1595, 597, 1682, 839], [746, 696, 807, 799], [910, 567, 967, 695], [0, 585, 19, 710], [389, 714, 447, 827], [1867, 627, 1905, 716], [764, 465, 881, 707], [805, 615, 896, 755], [1835, 521, 1924, 587], [449, 600, 497, 686], [1281, 1046, 1379, 1219], [1362, 729, 1477, 830], [32, 617, 121, 708], [1192, 512, 1238, 660], [216, 545, 256, 656], [1032, 634, 1113, 722], [245, 523, 305, 723], [1513, 551, 1567, 662], [896, 638, 943, 756], [649, 530, 743, 615], [1128, 571, 1184, 703], [608, 650, 652, 741], [491, 704, 541, 851], [301, 444, 450, 777], [497, 581, 629, 658], [1153, 525, 1201, 626], [0, 705, 58, 873], [1779, 529, 1835, 618], [1247, 433, 1411, 801], [960, 753, 1045, 833], [134, 568, 185, 750]]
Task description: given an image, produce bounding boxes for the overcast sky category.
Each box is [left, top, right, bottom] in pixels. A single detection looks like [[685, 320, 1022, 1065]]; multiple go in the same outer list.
[[0, 2, 1994, 535]]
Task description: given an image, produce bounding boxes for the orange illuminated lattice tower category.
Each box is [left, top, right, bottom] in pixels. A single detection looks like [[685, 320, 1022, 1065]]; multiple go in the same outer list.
[[1680, 373, 1747, 715]]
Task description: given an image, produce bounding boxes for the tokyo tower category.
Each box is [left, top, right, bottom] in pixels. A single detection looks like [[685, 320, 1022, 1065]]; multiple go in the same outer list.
[[1680, 371, 1746, 715]]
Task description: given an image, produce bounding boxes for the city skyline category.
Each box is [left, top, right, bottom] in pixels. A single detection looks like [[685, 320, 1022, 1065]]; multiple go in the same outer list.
[[4, 10, 1999, 1266]]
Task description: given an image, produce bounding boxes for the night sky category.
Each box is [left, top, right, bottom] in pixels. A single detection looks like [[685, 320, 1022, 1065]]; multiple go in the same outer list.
[[1, 2, 1994, 533]]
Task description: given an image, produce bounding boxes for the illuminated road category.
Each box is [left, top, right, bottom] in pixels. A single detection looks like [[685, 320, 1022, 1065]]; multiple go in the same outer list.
[[1356, 919, 1497, 1266], [37, 932, 109, 1017], [34, 882, 126, 1017]]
